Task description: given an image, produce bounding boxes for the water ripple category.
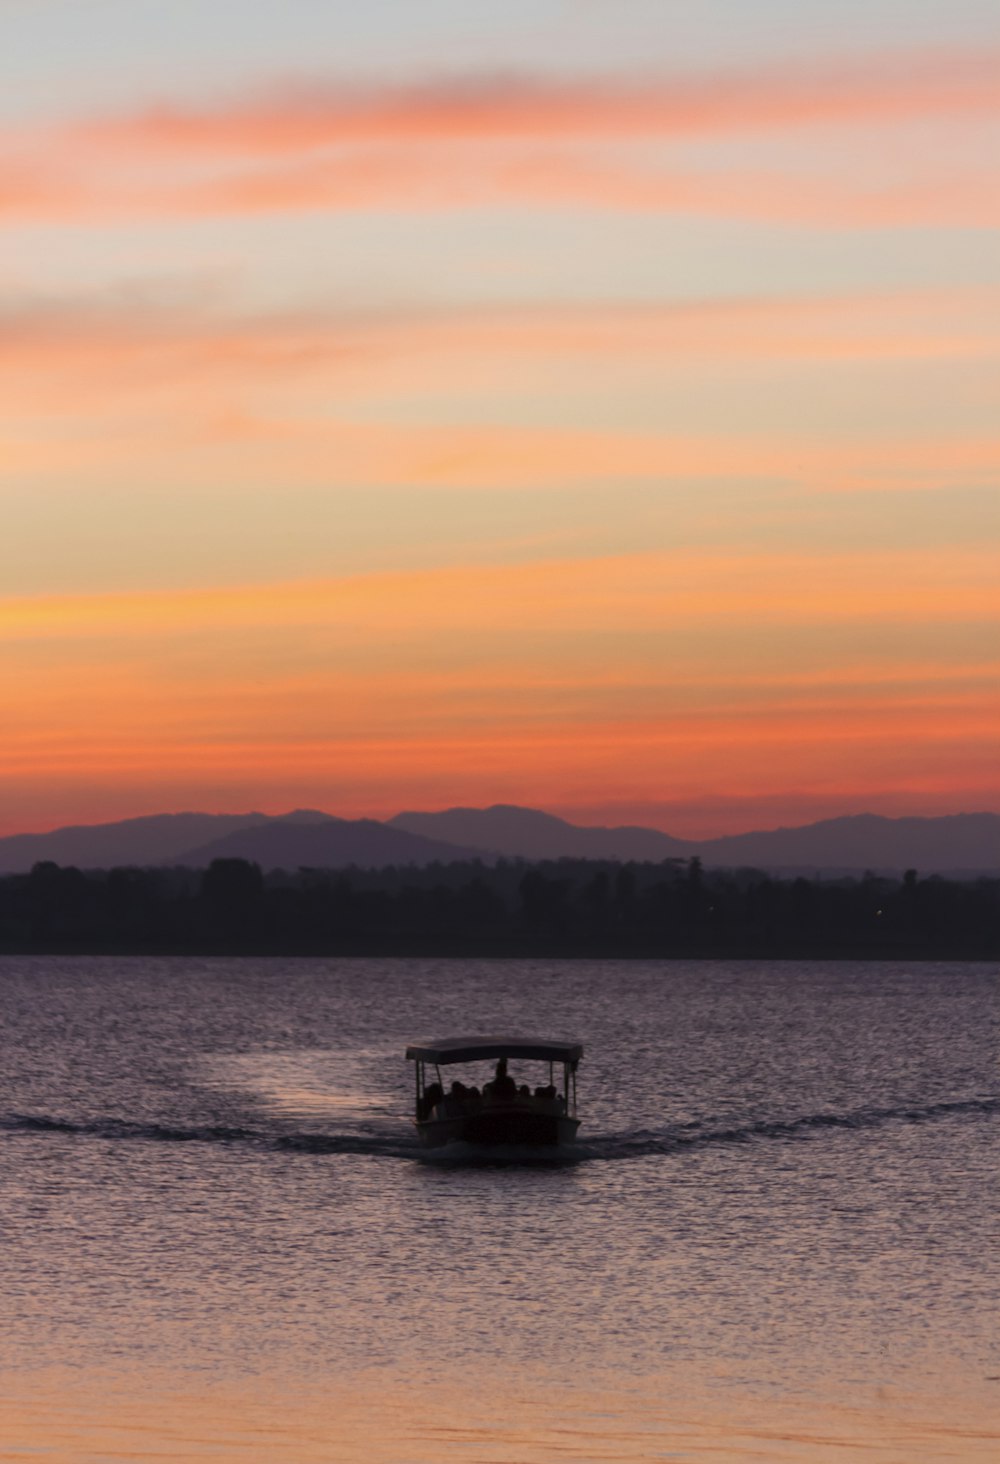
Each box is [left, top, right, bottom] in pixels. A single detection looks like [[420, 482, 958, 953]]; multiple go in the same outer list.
[[3, 1093, 994, 1161]]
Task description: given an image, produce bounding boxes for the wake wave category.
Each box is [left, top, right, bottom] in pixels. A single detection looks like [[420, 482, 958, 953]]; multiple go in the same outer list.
[[2, 1094, 995, 1162], [580, 1095, 1000, 1161], [0, 1111, 420, 1157], [2, 1113, 261, 1145]]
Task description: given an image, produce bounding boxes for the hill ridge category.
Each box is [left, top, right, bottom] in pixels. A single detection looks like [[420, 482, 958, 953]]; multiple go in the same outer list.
[[0, 806, 996, 874]]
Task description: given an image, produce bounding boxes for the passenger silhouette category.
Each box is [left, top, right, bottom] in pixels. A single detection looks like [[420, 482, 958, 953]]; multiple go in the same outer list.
[[486, 1056, 516, 1102], [421, 1081, 444, 1120]]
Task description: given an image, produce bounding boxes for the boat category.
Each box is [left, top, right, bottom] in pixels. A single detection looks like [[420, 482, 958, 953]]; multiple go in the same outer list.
[[405, 1035, 583, 1148]]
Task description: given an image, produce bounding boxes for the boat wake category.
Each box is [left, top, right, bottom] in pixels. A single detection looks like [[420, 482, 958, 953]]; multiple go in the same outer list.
[[579, 1094, 1000, 1162], [2, 1112, 262, 1146], [0, 1110, 420, 1158], [2, 1094, 995, 1163]]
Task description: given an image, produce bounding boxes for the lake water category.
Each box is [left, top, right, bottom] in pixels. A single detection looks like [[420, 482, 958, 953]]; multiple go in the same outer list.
[[1, 956, 996, 1462]]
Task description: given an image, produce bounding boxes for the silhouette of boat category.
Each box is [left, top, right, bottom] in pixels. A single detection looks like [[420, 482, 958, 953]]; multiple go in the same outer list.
[[406, 1036, 583, 1148]]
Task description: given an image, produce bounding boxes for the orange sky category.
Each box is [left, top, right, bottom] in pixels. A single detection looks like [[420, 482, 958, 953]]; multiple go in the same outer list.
[[2, 4, 998, 837]]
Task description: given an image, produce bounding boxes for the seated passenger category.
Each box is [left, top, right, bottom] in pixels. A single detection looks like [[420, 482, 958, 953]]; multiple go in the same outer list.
[[533, 1083, 560, 1113], [485, 1056, 516, 1102], [419, 1081, 444, 1120], [517, 1084, 532, 1104]]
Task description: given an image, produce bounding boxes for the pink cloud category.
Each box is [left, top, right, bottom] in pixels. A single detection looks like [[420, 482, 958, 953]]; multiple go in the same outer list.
[[4, 284, 997, 385], [72, 52, 1000, 155], [1, 148, 994, 227], [1, 50, 997, 225]]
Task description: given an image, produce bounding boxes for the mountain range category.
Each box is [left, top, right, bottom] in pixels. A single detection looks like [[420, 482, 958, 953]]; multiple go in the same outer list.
[[393, 806, 1000, 873], [0, 805, 997, 875]]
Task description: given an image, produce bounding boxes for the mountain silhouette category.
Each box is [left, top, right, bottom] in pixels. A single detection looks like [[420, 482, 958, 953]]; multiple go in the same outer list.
[[390, 804, 692, 861], [0, 811, 274, 873], [0, 805, 996, 874], [392, 806, 998, 872], [171, 818, 484, 870], [696, 812, 1000, 873]]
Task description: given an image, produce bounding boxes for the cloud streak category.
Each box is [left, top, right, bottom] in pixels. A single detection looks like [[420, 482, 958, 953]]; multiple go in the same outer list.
[[4, 411, 997, 496], [4, 284, 997, 371], [3, 288, 997, 497], [2, 146, 997, 228], [2, 546, 997, 643], [72, 52, 1000, 153], [3, 49, 999, 225], [164, 151, 1000, 227]]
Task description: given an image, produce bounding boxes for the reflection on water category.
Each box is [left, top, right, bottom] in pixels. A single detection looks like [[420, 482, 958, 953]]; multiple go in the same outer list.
[[2, 1368, 997, 1462], [201, 1048, 401, 1119], [0, 956, 996, 1460]]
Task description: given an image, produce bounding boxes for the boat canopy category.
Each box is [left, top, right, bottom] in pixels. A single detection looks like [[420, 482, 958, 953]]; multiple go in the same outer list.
[[405, 1035, 583, 1066]]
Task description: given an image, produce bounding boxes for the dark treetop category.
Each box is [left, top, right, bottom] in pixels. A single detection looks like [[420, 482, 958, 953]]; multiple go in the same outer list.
[[0, 855, 996, 959]]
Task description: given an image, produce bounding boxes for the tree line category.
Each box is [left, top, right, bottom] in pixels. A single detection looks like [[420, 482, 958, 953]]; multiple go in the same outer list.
[[0, 856, 996, 958]]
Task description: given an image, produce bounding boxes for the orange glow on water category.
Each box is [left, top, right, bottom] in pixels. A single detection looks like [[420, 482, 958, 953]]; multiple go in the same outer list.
[[0, 1365, 996, 1463]]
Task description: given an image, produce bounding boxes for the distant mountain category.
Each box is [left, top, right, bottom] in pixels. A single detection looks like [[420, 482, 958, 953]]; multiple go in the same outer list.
[[389, 804, 693, 862], [0, 811, 275, 874], [172, 818, 484, 870], [697, 812, 1000, 873], [0, 809, 344, 874], [0, 805, 996, 875], [390, 805, 1000, 873]]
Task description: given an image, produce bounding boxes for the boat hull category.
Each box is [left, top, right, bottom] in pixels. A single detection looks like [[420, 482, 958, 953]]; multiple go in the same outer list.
[[416, 1107, 580, 1149]]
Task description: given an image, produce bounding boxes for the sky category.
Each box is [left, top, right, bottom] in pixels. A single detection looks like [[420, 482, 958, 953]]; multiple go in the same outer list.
[[2, 0, 998, 838]]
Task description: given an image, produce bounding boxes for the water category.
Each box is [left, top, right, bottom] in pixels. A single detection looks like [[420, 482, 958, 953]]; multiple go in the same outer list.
[[1, 956, 996, 1461]]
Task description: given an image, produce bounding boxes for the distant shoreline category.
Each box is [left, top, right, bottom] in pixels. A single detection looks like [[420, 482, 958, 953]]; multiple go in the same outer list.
[[2, 859, 996, 962], [0, 938, 994, 963]]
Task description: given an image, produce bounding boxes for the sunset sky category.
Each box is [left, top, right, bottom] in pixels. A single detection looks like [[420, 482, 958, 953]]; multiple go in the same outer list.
[[2, 0, 998, 838]]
